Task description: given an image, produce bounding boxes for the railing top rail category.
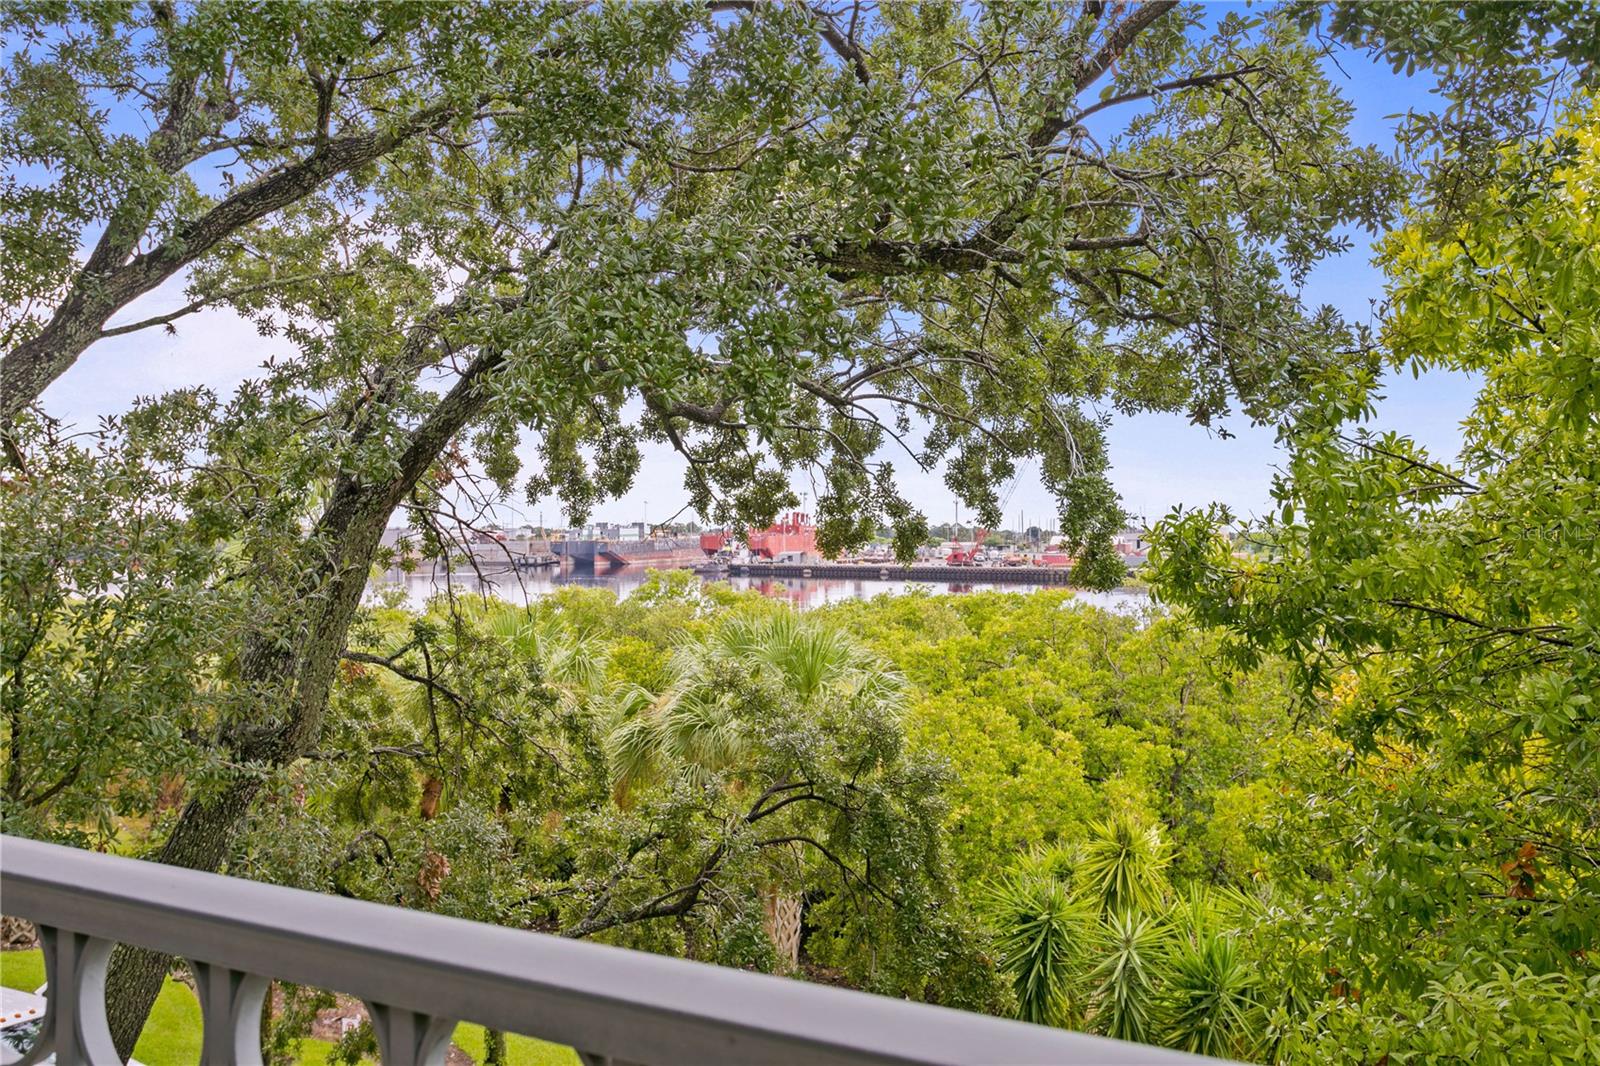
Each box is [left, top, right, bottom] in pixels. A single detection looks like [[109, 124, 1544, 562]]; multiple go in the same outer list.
[[0, 835, 1215, 1065]]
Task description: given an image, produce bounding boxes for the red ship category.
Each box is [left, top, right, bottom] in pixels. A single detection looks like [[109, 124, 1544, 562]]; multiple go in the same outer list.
[[697, 513, 820, 560], [1038, 546, 1075, 567], [747, 512, 817, 559]]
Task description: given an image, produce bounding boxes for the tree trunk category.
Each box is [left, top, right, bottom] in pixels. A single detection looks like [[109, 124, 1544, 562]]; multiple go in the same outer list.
[[761, 886, 803, 972], [106, 779, 263, 1058], [1, 292, 122, 425], [99, 344, 503, 1058]]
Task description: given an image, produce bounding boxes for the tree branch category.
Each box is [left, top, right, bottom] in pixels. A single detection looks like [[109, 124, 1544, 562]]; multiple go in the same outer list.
[[1071, 65, 1267, 124], [1382, 600, 1578, 650], [755, 834, 896, 906], [97, 271, 356, 338], [341, 650, 471, 707]]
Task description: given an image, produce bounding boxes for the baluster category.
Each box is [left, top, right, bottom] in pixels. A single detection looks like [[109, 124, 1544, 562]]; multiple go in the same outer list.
[[17, 926, 120, 1066], [363, 1001, 456, 1066], [189, 960, 270, 1066]]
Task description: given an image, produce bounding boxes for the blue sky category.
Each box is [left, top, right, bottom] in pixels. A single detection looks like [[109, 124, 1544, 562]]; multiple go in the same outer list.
[[28, 15, 1478, 533]]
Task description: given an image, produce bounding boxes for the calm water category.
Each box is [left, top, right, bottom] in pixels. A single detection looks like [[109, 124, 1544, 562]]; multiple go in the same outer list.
[[369, 565, 1151, 613]]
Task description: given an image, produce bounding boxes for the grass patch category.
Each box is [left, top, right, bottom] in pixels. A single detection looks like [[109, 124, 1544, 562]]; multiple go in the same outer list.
[[3, 949, 577, 1065], [450, 1022, 578, 1066], [2, 948, 201, 1065]]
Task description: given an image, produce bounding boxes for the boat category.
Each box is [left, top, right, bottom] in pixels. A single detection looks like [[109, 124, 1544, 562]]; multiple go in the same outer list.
[[556, 535, 707, 570], [747, 512, 818, 560]]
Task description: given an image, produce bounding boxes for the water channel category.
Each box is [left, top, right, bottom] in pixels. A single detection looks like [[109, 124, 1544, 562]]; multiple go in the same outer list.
[[370, 564, 1152, 613]]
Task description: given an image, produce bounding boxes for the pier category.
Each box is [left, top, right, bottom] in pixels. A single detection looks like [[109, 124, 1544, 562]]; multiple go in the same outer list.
[[725, 561, 1079, 584]]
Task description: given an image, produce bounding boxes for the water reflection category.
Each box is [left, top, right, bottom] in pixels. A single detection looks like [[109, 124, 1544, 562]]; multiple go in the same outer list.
[[370, 565, 1151, 613]]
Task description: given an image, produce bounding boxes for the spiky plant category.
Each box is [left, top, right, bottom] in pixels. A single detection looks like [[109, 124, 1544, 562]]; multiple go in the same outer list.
[[1078, 813, 1171, 916], [984, 873, 1092, 1027], [1164, 931, 1259, 1058], [1087, 909, 1170, 1044]]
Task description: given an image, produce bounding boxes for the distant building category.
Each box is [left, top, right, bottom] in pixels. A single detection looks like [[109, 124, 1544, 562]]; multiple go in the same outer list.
[[1113, 526, 1150, 570], [1112, 527, 1148, 555]]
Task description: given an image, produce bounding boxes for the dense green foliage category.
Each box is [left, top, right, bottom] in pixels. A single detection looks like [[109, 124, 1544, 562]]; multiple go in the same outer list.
[[2, 2, 1409, 1048], [241, 577, 1006, 1011], [3, 0, 1397, 565], [825, 591, 1291, 887], [217, 583, 1307, 1055], [6, 3, 1600, 1063], [1151, 98, 1600, 1060]]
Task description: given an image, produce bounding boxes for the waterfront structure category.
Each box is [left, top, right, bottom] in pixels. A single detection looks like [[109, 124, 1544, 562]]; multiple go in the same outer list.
[[553, 533, 706, 570], [746, 511, 818, 561]]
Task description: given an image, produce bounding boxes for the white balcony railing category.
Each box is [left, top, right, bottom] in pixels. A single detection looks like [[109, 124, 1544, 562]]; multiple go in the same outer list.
[[0, 835, 1214, 1065]]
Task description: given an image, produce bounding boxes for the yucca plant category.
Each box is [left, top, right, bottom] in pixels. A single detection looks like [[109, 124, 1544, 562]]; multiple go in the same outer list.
[[1088, 909, 1170, 1044], [1079, 813, 1171, 916], [984, 872, 1092, 1027], [1164, 931, 1260, 1058]]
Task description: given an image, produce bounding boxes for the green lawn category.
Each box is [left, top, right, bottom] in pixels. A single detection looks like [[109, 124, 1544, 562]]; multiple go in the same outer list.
[[449, 1024, 576, 1066], [1, 949, 200, 1065], [1, 949, 576, 1065]]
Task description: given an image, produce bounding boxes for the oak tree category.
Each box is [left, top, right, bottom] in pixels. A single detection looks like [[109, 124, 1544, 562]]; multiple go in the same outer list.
[[3, 1, 1400, 1049]]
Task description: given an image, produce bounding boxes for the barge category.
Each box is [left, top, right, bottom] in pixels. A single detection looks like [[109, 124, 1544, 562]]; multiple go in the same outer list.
[[726, 561, 1079, 585]]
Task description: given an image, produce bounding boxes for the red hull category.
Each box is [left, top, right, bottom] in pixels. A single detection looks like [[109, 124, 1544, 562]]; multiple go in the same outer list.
[[747, 512, 818, 559], [592, 536, 706, 569]]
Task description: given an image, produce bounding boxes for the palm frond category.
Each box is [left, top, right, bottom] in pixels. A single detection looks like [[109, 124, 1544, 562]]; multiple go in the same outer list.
[[602, 681, 686, 803]]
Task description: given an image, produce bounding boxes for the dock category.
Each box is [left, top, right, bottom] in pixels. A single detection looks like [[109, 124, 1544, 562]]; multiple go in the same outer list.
[[725, 561, 1077, 584]]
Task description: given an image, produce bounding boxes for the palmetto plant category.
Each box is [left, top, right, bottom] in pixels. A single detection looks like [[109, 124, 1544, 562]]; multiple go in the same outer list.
[[605, 678, 746, 801], [984, 872, 1092, 1027], [355, 604, 608, 793], [478, 606, 608, 708], [598, 612, 910, 966], [710, 612, 899, 708], [605, 613, 903, 801]]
